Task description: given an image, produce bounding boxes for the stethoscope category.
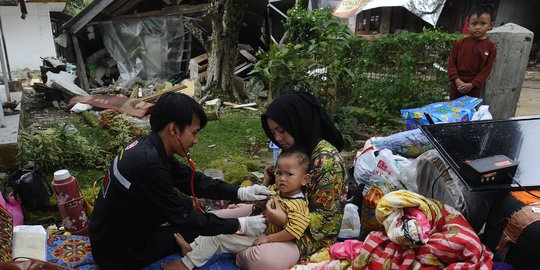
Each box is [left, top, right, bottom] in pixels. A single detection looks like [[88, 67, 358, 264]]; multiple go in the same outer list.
[[175, 127, 205, 213]]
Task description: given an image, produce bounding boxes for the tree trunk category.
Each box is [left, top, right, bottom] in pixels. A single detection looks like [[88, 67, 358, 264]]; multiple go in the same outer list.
[[205, 0, 247, 100]]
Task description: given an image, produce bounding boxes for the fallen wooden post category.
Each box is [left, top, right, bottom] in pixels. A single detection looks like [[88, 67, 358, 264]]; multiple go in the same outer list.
[[223, 101, 258, 111], [139, 84, 187, 102]]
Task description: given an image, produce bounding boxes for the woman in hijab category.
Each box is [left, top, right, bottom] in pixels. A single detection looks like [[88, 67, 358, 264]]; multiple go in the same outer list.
[[235, 91, 348, 269]]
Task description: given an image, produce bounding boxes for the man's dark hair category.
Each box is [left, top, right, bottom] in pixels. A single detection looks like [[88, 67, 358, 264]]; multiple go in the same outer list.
[[150, 92, 207, 132], [469, 6, 495, 22], [278, 149, 310, 173]]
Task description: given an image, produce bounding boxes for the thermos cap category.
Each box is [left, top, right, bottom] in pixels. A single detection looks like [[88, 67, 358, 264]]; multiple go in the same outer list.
[[53, 169, 71, 181]]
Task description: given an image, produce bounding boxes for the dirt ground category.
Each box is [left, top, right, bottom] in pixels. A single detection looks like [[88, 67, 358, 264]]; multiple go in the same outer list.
[[515, 70, 540, 117]]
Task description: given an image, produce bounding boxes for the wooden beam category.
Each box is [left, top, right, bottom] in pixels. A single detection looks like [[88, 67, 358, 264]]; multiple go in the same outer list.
[[139, 84, 187, 102], [69, 0, 113, 34], [223, 102, 258, 111], [26, 0, 70, 2], [239, 49, 257, 63], [71, 34, 90, 91], [113, 4, 208, 20]]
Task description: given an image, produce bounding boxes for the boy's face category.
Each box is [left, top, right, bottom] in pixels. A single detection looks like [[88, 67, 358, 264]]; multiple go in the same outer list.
[[468, 13, 494, 39], [274, 156, 309, 197]]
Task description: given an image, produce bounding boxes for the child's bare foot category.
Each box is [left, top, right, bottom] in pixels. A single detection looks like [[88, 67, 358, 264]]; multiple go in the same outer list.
[[174, 233, 192, 256], [161, 260, 189, 270]]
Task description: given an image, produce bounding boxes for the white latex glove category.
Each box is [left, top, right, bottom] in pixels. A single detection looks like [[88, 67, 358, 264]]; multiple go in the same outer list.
[[237, 184, 276, 201], [238, 215, 266, 236]]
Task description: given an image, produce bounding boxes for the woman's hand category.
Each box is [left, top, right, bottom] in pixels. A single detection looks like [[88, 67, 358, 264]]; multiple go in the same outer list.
[[253, 236, 270, 246], [262, 165, 275, 186], [265, 198, 287, 227]]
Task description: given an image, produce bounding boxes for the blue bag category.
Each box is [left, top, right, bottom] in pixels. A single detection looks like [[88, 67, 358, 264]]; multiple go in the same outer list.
[[400, 96, 483, 130]]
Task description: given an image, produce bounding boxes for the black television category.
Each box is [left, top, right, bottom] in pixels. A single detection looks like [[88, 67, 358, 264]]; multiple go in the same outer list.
[[420, 117, 540, 191]]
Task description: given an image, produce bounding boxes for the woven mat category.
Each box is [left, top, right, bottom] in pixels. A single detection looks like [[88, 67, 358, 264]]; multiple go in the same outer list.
[[47, 235, 98, 270]]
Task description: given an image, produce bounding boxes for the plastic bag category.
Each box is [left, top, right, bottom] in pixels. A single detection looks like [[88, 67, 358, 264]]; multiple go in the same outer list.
[[471, 105, 493, 121], [401, 95, 483, 129], [370, 129, 433, 158], [363, 149, 406, 195], [353, 147, 378, 186], [338, 203, 361, 239], [0, 192, 24, 226], [398, 158, 418, 193]]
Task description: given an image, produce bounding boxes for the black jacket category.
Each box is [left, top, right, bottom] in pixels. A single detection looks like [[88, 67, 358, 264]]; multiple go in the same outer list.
[[89, 132, 240, 269]]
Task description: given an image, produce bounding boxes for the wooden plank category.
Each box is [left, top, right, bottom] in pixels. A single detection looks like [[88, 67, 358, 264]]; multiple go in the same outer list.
[[129, 85, 139, 98], [198, 63, 208, 73], [139, 84, 187, 102], [234, 63, 253, 75], [223, 102, 258, 111], [114, 4, 208, 20], [26, 0, 70, 2], [193, 53, 208, 64], [239, 49, 257, 63], [232, 102, 257, 109], [52, 81, 89, 97], [69, 0, 113, 34], [71, 34, 90, 91]]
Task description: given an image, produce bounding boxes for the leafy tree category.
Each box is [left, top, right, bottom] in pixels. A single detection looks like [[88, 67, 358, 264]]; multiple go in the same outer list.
[[64, 0, 93, 16]]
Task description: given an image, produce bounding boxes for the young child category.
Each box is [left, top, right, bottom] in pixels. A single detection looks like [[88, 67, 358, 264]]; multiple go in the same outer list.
[[162, 149, 311, 270], [448, 6, 497, 100]]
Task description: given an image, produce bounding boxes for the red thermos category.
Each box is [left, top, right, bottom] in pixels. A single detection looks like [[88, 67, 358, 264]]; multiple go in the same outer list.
[[52, 169, 89, 235]]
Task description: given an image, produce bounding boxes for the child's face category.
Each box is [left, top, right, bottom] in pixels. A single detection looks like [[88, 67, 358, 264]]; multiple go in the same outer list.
[[274, 156, 309, 197], [468, 13, 494, 39]]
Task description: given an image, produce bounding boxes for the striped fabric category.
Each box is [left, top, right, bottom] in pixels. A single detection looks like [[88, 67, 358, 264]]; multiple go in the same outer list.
[[353, 190, 493, 270], [266, 185, 310, 240]]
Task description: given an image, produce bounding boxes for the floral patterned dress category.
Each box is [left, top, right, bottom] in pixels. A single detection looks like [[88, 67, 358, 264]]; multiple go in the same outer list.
[[296, 139, 348, 260]]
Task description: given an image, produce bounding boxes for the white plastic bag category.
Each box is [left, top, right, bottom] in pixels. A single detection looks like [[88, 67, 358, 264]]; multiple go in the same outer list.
[[338, 203, 361, 239], [397, 158, 418, 192], [353, 147, 378, 186], [364, 149, 406, 195], [471, 105, 493, 121]]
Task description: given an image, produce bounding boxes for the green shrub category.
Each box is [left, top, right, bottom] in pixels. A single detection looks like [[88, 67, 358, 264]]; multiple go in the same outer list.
[[253, 7, 462, 139], [18, 123, 107, 172]]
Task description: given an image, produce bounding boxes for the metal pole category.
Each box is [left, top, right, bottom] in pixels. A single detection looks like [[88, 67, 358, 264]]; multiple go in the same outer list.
[[0, 14, 10, 102], [0, 95, 5, 128], [0, 13, 11, 81]]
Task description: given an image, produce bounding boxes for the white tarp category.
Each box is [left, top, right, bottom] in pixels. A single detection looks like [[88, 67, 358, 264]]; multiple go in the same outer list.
[[333, 0, 446, 26]]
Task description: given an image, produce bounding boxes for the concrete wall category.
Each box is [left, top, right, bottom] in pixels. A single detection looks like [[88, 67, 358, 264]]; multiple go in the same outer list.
[[0, 3, 56, 71]]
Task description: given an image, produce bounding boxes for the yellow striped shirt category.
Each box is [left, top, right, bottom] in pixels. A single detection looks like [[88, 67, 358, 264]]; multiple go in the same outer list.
[[266, 184, 310, 240]]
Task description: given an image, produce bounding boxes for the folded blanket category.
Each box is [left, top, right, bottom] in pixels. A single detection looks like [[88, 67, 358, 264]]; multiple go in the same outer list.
[[353, 190, 493, 270]]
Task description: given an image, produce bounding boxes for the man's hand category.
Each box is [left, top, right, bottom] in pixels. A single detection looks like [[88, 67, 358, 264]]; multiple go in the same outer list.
[[238, 215, 266, 236], [238, 184, 276, 201], [253, 235, 270, 246]]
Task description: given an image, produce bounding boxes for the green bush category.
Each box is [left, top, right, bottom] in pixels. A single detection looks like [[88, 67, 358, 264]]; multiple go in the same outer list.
[[252, 7, 462, 138], [18, 123, 107, 173]]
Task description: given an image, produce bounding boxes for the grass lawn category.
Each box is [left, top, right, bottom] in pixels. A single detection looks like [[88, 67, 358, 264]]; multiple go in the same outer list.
[[18, 109, 271, 226]]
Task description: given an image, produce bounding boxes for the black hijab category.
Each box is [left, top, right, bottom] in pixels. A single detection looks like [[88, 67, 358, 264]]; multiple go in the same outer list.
[[261, 92, 345, 155]]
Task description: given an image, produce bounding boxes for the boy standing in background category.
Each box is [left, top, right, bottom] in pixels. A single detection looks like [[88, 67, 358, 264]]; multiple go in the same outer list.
[[448, 7, 497, 100]]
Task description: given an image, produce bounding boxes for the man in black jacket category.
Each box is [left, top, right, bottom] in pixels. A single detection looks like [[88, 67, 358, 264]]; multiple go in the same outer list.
[[89, 92, 273, 269]]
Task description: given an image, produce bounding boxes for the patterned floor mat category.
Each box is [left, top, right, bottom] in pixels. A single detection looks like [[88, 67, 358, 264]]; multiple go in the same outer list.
[[47, 235, 98, 270]]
